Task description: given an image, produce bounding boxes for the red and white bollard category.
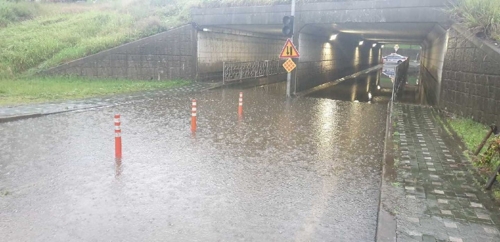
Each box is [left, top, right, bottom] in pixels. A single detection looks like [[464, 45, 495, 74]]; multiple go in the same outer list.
[[114, 114, 122, 159], [238, 92, 243, 116], [191, 99, 197, 132]]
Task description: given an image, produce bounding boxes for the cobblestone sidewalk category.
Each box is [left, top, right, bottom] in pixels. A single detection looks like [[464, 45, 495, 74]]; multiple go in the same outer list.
[[380, 104, 500, 242], [0, 82, 219, 121]]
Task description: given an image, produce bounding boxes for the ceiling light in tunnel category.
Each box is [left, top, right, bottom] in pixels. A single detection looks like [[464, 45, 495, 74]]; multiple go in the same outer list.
[[330, 34, 338, 41], [372, 43, 377, 48], [359, 41, 364, 46]]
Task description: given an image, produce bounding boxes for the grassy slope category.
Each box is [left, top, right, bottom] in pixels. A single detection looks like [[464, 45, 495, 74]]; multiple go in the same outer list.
[[0, 78, 189, 106], [0, 0, 192, 106], [0, 1, 182, 78], [448, 118, 489, 152], [452, 0, 500, 41]]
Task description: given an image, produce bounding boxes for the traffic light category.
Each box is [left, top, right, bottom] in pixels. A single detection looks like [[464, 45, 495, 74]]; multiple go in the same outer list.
[[282, 16, 294, 37]]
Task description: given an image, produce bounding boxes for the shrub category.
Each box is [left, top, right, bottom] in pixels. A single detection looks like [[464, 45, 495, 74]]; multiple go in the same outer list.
[[0, 0, 40, 27], [451, 0, 500, 41]]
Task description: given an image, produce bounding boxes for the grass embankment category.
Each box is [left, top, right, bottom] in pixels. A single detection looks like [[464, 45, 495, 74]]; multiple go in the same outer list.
[[0, 78, 189, 106], [0, 0, 195, 105], [452, 0, 500, 41], [0, 0, 40, 27], [448, 118, 489, 152], [0, 0, 188, 77], [448, 117, 500, 198]]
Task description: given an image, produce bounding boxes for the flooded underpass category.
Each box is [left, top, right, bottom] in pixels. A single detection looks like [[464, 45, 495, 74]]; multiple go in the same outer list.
[[306, 70, 391, 104], [0, 77, 391, 241], [306, 64, 421, 105]]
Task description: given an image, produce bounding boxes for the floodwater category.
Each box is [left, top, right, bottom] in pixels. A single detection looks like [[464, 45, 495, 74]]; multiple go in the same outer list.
[[0, 80, 388, 241], [306, 70, 392, 104]]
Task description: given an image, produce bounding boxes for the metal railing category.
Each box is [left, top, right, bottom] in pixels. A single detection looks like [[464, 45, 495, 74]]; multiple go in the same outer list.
[[392, 58, 410, 102], [222, 60, 283, 84], [389, 58, 410, 118]]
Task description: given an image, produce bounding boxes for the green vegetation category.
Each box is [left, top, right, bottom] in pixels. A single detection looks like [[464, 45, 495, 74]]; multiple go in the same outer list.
[[407, 76, 418, 85], [448, 118, 489, 152], [384, 44, 421, 50], [0, 0, 197, 105], [0, 77, 189, 106], [446, 116, 500, 199], [494, 190, 500, 200], [0, 0, 183, 78], [451, 0, 500, 41], [448, 117, 500, 182], [0, 0, 41, 27], [1, 190, 11, 196]]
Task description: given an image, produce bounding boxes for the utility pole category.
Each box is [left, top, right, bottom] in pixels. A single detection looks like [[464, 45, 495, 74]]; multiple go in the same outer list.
[[286, 0, 296, 98]]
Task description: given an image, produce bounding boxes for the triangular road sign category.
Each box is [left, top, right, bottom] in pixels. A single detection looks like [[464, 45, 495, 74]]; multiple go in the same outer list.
[[279, 39, 300, 58]]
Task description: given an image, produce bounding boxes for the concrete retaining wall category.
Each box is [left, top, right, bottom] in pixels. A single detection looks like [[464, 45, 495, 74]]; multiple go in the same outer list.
[[440, 26, 500, 124], [420, 25, 448, 105], [43, 25, 197, 81], [197, 28, 286, 81], [296, 32, 381, 92]]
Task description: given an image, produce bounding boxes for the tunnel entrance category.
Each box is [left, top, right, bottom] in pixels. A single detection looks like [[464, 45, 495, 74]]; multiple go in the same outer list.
[[193, 0, 449, 103], [304, 63, 423, 105]]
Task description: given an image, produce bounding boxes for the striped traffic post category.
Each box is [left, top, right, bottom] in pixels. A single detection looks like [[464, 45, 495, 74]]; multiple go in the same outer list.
[[114, 114, 122, 159], [191, 99, 197, 132]]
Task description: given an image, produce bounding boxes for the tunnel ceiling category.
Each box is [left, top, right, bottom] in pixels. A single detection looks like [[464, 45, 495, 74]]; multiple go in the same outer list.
[[213, 22, 437, 45]]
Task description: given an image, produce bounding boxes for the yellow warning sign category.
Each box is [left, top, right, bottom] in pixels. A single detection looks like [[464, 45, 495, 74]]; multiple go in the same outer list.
[[279, 39, 300, 58], [283, 58, 296, 73]]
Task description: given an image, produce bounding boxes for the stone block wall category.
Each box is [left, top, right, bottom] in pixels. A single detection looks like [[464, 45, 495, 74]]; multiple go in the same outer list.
[[440, 26, 500, 124], [43, 25, 197, 81], [197, 28, 286, 81], [296, 32, 380, 92], [420, 25, 448, 105]]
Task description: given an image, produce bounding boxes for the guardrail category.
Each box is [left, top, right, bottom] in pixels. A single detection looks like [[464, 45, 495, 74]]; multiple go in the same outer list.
[[222, 60, 283, 84], [389, 58, 410, 117], [393, 58, 410, 102]]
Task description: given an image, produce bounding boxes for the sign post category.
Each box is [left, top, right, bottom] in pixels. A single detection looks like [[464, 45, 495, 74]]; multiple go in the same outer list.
[[280, 37, 300, 95], [286, 0, 296, 97]]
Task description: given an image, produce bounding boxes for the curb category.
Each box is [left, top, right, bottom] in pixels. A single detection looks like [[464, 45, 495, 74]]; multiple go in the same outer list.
[[0, 109, 85, 124], [0, 83, 218, 124], [375, 101, 397, 242], [0, 113, 43, 123]]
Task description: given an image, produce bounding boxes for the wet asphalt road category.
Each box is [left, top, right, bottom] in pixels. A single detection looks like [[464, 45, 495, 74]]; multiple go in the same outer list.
[[0, 81, 388, 241]]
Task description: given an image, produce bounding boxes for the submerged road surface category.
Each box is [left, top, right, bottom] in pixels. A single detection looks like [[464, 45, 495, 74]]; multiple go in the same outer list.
[[0, 84, 387, 241]]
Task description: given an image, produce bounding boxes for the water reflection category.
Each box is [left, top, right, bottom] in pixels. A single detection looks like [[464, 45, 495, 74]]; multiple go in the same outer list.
[[0, 84, 388, 241], [115, 158, 122, 177], [305, 63, 426, 105], [306, 70, 391, 104]]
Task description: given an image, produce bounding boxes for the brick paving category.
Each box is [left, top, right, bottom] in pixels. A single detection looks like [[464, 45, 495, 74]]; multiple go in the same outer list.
[[0, 82, 218, 121], [384, 104, 500, 242]]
